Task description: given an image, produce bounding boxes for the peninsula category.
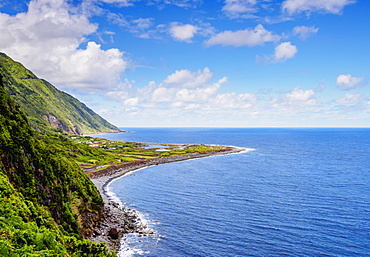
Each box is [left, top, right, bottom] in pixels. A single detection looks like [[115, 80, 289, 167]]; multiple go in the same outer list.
[[86, 140, 245, 251], [0, 52, 244, 255]]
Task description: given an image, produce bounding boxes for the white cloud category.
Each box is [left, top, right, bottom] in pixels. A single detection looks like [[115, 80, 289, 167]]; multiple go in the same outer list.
[[271, 87, 317, 110], [105, 79, 135, 99], [107, 13, 160, 39], [171, 102, 185, 108], [132, 18, 154, 29], [175, 83, 220, 102], [336, 74, 366, 90], [336, 93, 364, 104], [124, 97, 139, 106], [222, 0, 258, 18], [184, 103, 202, 110], [152, 87, 171, 102], [293, 26, 319, 40], [205, 24, 280, 47], [169, 23, 199, 42], [99, 0, 136, 6], [108, 16, 213, 41], [107, 12, 130, 27], [282, 0, 356, 15], [97, 108, 111, 115], [148, 0, 201, 8], [238, 93, 257, 108], [274, 42, 298, 62], [105, 67, 258, 111], [0, 0, 127, 91], [163, 67, 213, 88], [286, 87, 315, 101], [209, 92, 257, 109]]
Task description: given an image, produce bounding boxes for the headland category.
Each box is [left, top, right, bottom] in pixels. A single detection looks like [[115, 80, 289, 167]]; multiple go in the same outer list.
[[88, 145, 245, 252]]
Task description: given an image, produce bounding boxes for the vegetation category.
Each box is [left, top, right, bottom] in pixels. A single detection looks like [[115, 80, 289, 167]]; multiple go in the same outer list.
[[0, 54, 232, 255], [34, 133, 231, 175], [62, 136, 231, 174], [0, 62, 114, 256], [0, 52, 121, 135]]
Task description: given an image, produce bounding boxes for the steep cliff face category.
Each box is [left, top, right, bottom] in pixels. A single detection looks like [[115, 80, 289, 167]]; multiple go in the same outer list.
[[0, 71, 113, 255], [42, 111, 82, 135], [0, 53, 121, 135]]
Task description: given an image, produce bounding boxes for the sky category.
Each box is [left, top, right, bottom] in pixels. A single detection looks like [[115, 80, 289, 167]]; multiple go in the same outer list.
[[0, 0, 369, 127]]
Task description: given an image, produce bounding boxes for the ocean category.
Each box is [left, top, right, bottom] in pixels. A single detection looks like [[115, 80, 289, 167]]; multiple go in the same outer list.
[[97, 128, 370, 256]]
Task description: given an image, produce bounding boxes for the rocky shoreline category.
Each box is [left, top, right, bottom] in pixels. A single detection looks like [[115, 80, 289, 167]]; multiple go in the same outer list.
[[88, 146, 245, 253]]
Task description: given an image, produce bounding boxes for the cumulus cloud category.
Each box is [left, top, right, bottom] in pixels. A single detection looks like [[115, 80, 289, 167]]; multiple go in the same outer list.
[[274, 42, 298, 62], [163, 67, 213, 88], [259, 41, 298, 63], [271, 87, 317, 110], [282, 0, 356, 15], [293, 26, 319, 40], [105, 67, 258, 111], [175, 83, 220, 102], [286, 87, 315, 101], [0, 0, 127, 91], [169, 23, 199, 42], [152, 87, 171, 102], [205, 24, 280, 47], [336, 74, 366, 90]]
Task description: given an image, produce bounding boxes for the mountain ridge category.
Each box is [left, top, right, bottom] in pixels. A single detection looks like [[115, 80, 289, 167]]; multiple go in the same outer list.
[[0, 69, 114, 256], [0, 53, 121, 135]]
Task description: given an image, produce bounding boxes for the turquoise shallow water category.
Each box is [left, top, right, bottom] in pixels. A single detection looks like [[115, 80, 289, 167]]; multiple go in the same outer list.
[[99, 128, 370, 256]]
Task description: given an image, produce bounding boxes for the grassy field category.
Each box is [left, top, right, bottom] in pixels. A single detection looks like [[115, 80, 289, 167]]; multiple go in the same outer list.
[[67, 135, 232, 175]]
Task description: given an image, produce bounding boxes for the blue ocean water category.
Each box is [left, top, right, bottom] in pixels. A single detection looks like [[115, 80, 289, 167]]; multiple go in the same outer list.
[[100, 128, 370, 256]]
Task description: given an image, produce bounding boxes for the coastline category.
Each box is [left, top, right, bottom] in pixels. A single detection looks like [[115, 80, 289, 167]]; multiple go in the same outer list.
[[88, 146, 245, 252]]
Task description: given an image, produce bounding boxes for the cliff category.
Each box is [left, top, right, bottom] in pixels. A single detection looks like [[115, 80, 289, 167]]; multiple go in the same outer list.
[[0, 68, 114, 255], [0, 53, 121, 135]]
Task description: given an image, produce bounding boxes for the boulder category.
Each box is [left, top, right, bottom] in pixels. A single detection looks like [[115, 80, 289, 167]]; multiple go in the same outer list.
[[108, 228, 119, 239]]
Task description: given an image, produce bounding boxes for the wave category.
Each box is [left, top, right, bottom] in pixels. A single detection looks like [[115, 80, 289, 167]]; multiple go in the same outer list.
[[106, 170, 161, 257], [105, 144, 255, 256]]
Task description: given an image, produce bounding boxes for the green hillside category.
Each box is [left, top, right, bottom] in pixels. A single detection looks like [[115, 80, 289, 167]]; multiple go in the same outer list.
[[0, 53, 121, 135], [0, 68, 114, 256]]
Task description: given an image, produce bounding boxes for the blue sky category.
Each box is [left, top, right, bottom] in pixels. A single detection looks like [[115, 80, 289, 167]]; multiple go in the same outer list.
[[0, 0, 369, 127]]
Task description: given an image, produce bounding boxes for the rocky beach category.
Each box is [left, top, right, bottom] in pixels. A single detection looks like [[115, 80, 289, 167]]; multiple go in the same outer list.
[[88, 146, 245, 252]]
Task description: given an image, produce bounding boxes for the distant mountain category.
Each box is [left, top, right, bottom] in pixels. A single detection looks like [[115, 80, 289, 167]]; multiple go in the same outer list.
[[0, 53, 121, 135]]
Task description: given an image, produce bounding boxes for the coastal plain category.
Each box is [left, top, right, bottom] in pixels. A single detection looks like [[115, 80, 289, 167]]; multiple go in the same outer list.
[[81, 135, 244, 251]]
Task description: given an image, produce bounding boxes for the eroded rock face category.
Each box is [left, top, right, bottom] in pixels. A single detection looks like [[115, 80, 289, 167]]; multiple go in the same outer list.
[[43, 111, 81, 135]]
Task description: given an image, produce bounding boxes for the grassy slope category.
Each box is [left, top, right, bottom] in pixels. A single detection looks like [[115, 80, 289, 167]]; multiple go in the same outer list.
[[0, 53, 235, 256], [0, 66, 114, 256], [0, 53, 121, 135]]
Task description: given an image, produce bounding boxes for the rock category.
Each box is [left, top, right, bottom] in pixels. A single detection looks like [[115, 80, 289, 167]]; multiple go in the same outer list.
[[108, 228, 119, 239]]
